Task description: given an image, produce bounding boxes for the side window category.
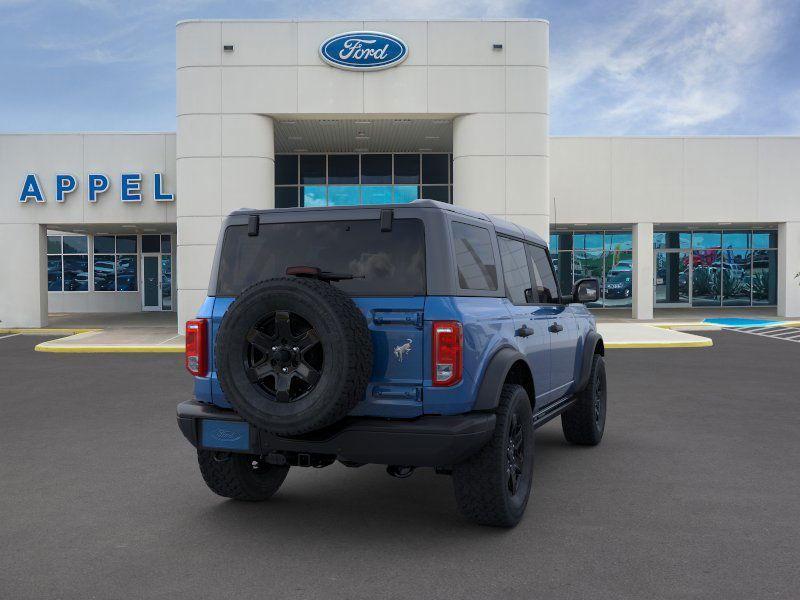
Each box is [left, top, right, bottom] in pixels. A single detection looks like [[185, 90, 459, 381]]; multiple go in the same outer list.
[[527, 244, 560, 304], [498, 237, 534, 304], [451, 222, 498, 291]]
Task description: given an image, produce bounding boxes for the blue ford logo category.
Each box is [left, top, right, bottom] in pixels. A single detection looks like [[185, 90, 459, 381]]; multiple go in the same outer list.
[[212, 428, 242, 442], [319, 31, 408, 71]]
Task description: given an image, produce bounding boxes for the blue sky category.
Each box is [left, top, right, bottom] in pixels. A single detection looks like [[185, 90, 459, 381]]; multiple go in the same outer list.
[[1, 0, 798, 135]]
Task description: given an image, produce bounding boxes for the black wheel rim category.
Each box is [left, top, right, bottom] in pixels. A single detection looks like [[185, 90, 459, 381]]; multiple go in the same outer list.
[[506, 413, 525, 496], [243, 310, 323, 403], [594, 368, 606, 426]]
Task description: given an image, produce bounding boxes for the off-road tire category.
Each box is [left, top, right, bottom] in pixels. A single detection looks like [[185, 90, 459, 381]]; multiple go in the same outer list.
[[215, 277, 372, 435], [452, 384, 534, 527], [197, 450, 289, 501], [561, 353, 606, 445]]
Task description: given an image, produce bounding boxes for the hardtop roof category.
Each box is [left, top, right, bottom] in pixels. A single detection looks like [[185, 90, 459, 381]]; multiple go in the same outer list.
[[230, 199, 547, 246]]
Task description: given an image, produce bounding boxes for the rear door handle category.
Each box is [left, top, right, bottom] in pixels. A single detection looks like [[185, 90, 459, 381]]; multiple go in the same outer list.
[[515, 324, 534, 338], [548, 322, 564, 333]]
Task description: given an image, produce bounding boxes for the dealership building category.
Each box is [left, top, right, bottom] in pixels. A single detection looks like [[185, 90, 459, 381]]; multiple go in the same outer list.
[[1, 18, 798, 329]]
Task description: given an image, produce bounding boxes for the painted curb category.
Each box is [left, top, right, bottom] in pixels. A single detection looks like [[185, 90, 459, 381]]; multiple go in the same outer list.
[[34, 343, 184, 353], [605, 339, 713, 349]]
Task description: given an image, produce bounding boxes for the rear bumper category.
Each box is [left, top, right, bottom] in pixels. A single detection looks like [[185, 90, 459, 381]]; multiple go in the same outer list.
[[177, 400, 495, 467]]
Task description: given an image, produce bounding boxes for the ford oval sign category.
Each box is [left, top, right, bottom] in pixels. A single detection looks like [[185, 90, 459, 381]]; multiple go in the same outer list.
[[319, 31, 408, 71]]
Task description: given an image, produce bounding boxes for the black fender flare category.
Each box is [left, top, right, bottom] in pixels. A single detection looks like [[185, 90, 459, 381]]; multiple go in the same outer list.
[[472, 346, 530, 411], [575, 331, 604, 392]]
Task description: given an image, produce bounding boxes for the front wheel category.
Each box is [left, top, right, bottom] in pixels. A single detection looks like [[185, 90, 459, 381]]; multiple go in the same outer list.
[[561, 354, 607, 445], [452, 384, 534, 527], [197, 450, 289, 501]]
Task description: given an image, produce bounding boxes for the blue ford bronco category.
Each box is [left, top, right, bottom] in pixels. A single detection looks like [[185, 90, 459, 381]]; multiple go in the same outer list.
[[177, 200, 606, 527]]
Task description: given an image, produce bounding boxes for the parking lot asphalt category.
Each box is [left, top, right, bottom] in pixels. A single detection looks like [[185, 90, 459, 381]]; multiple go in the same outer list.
[[1, 332, 799, 600]]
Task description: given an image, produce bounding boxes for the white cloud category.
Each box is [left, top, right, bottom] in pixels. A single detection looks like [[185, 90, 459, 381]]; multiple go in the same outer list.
[[551, 0, 791, 133], [274, 0, 528, 19]]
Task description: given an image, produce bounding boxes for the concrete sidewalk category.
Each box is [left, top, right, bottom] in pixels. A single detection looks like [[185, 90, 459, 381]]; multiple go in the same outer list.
[[33, 328, 184, 353], [597, 322, 713, 348], [0, 312, 184, 353]]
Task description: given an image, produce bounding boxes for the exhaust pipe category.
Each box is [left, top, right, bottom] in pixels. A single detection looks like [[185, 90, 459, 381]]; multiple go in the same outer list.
[[386, 465, 415, 479]]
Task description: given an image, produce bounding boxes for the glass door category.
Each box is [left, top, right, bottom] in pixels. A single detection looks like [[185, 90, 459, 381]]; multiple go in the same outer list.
[[142, 255, 161, 311], [161, 255, 173, 310], [654, 251, 690, 307]]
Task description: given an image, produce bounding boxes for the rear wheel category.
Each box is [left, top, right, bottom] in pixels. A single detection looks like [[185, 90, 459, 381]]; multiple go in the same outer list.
[[197, 450, 289, 501], [561, 354, 606, 445], [452, 384, 534, 527]]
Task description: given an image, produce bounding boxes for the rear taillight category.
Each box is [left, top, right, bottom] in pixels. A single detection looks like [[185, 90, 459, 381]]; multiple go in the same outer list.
[[185, 319, 208, 377], [432, 321, 462, 387]]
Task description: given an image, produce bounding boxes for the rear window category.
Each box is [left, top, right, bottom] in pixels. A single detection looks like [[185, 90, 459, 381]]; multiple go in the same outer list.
[[216, 219, 426, 296]]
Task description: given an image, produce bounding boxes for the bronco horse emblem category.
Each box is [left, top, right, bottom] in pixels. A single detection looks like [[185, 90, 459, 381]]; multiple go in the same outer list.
[[393, 339, 413, 363]]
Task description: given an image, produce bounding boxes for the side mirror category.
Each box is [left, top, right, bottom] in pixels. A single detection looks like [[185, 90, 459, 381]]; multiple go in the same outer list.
[[572, 277, 600, 304]]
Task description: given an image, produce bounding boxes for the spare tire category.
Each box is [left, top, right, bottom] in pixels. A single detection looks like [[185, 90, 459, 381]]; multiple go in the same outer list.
[[215, 277, 372, 435]]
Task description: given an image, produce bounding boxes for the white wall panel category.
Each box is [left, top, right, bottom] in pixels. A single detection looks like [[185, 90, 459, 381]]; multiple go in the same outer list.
[[176, 21, 221, 68], [550, 138, 612, 224], [452, 113, 506, 157], [364, 66, 428, 114], [177, 115, 221, 158], [176, 158, 221, 217], [506, 113, 548, 156], [506, 66, 548, 114], [427, 21, 505, 66], [221, 21, 298, 66], [757, 138, 800, 222], [221, 66, 298, 114], [164, 135, 178, 224], [176, 67, 221, 115], [428, 67, 505, 114], [505, 156, 548, 216], [220, 157, 274, 215], [177, 244, 217, 290], [552, 136, 800, 226], [778, 221, 800, 317], [48, 291, 142, 313], [453, 155, 506, 214], [297, 67, 364, 113], [683, 137, 758, 222], [177, 216, 223, 246], [610, 138, 683, 223], [221, 114, 274, 158], [0, 224, 46, 327], [505, 21, 549, 67]]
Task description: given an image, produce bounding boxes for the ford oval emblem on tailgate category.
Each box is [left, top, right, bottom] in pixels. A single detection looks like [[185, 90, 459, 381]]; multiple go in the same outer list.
[[319, 31, 408, 71], [212, 428, 242, 442]]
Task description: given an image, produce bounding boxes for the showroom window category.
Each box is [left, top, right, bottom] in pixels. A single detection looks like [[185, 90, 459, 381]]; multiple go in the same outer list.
[[274, 153, 453, 208], [93, 235, 138, 292], [549, 231, 632, 308], [654, 229, 777, 307], [47, 235, 89, 292]]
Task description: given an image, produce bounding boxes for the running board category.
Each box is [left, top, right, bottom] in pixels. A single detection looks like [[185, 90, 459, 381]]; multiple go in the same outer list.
[[532, 395, 576, 429]]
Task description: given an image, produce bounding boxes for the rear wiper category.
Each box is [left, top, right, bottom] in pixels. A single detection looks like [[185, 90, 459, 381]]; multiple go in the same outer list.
[[286, 266, 365, 282]]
